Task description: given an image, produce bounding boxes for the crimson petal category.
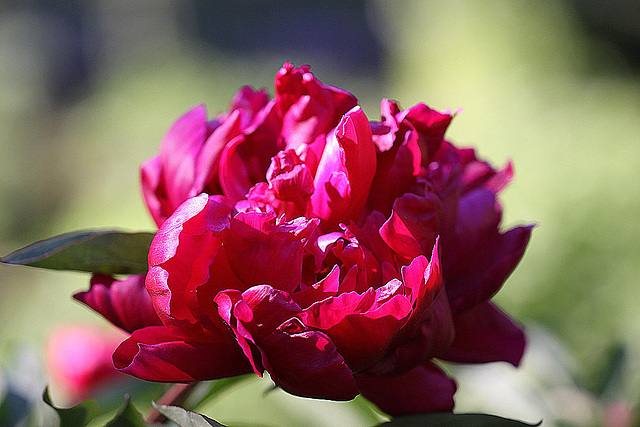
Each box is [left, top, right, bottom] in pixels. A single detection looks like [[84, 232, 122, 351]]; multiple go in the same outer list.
[[261, 319, 358, 401], [74, 274, 161, 334], [355, 362, 456, 416], [113, 326, 251, 382], [440, 302, 526, 366]]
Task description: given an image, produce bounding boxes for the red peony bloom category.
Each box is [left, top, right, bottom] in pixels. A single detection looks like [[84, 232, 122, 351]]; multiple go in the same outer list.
[[75, 63, 532, 415]]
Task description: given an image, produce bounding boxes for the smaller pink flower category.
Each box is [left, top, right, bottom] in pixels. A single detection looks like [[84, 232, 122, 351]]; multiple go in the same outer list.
[[46, 326, 130, 402]]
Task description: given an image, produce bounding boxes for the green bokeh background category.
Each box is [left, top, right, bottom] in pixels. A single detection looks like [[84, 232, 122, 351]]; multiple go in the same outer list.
[[1, 1, 639, 425]]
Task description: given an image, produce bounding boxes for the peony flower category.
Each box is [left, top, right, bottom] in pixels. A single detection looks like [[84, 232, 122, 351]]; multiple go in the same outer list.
[[75, 63, 532, 415]]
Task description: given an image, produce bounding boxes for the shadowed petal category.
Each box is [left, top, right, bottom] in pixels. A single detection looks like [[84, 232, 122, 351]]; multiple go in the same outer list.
[[261, 319, 359, 401], [74, 274, 161, 334], [355, 362, 456, 416], [380, 193, 440, 260], [113, 326, 251, 382], [441, 302, 525, 366], [225, 213, 318, 294], [301, 289, 412, 371]]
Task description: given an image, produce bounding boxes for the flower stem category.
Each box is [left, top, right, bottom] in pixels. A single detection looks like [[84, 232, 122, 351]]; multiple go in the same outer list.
[[145, 382, 199, 424]]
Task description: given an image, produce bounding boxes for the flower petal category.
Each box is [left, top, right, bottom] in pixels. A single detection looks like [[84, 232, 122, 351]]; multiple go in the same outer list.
[[74, 274, 161, 334], [218, 101, 281, 202], [302, 289, 412, 371], [311, 107, 376, 228], [400, 103, 453, 164], [157, 105, 210, 212], [261, 318, 359, 401], [113, 325, 251, 382], [225, 213, 318, 294], [379, 193, 440, 260], [369, 245, 454, 375], [355, 362, 456, 416], [275, 62, 357, 150], [440, 302, 525, 366], [147, 194, 234, 336]]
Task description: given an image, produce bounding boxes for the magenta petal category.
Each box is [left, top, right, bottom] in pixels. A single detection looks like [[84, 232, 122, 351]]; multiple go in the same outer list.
[[147, 194, 233, 336], [400, 103, 453, 164], [218, 135, 252, 202], [447, 224, 534, 313], [311, 107, 376, 228], [192, 109, 243, 193], [219, 103, 282, 202], [380, 193, 440, 259], [260, 320, 358, 401], [441, 302, 525, 366], [140, 156, 166, 226], [241, 285, 302, 340], [302, 290, 412, 371], [292, 265, 340, 309], [113, 326, 251, 382], [355, 362, 456, 416], [74, 274, 161, 334], [225, 213, 318, 294], [370, 246, 454, 375], [275, 63, 357, 150], [159, 105, 210, 209]]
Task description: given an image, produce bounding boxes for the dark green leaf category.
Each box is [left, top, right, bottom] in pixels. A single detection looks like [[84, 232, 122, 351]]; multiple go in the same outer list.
[[380, 412, 541, 426], [1, 230, 155, 275], [152, 403, 225, 427], [42, 387, 100, 427], [105, 395, 145, 427]]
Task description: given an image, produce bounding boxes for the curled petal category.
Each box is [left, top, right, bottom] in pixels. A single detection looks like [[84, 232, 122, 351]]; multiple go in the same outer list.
[[140, 156, 165, 226], [371, 244, 454, 375], [261, 319, 359, 401], [441, 302, 526, 366], [267, 150, 315, 202], [226, 86, 271, 130], [225, 213, 318, 294], [113, 326, 251, 382], [355, 362, 456, 416], [292, 265, 341, 309], [192, 109, 243, 195], [159, 106, 209, 212], [219, 102, 281, 202], [302, 289, 412, 372], [74, 274, 161, 334], [446, 223, 534, 314], [400, 103, 453, 164], [311, 107, 376, 228], [275, 62, 357, 150], [380, 193, 440, 260], [147, 194, 233, 336], [240, 285, 302, 340]]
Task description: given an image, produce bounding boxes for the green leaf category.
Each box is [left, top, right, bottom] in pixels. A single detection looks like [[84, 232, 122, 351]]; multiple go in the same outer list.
[[152, 403, 225, 427], [380, 412, 541, 426], [105, 395, 145, 427], [42, 387, 100, 427], [1, 230, 155, 275]]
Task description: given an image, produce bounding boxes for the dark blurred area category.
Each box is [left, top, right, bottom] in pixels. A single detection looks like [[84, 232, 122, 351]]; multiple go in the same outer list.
[[182, 0, 383, 73], [1, 0, 383, 107], [570, 0, 640, 67]]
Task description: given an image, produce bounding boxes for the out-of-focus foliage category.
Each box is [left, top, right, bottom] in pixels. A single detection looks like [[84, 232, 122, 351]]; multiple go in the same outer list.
[[1, 0, 639, 425]]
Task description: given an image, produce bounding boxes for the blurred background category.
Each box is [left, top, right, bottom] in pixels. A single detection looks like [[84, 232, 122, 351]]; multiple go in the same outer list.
[[1, 0, 639, 425]]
